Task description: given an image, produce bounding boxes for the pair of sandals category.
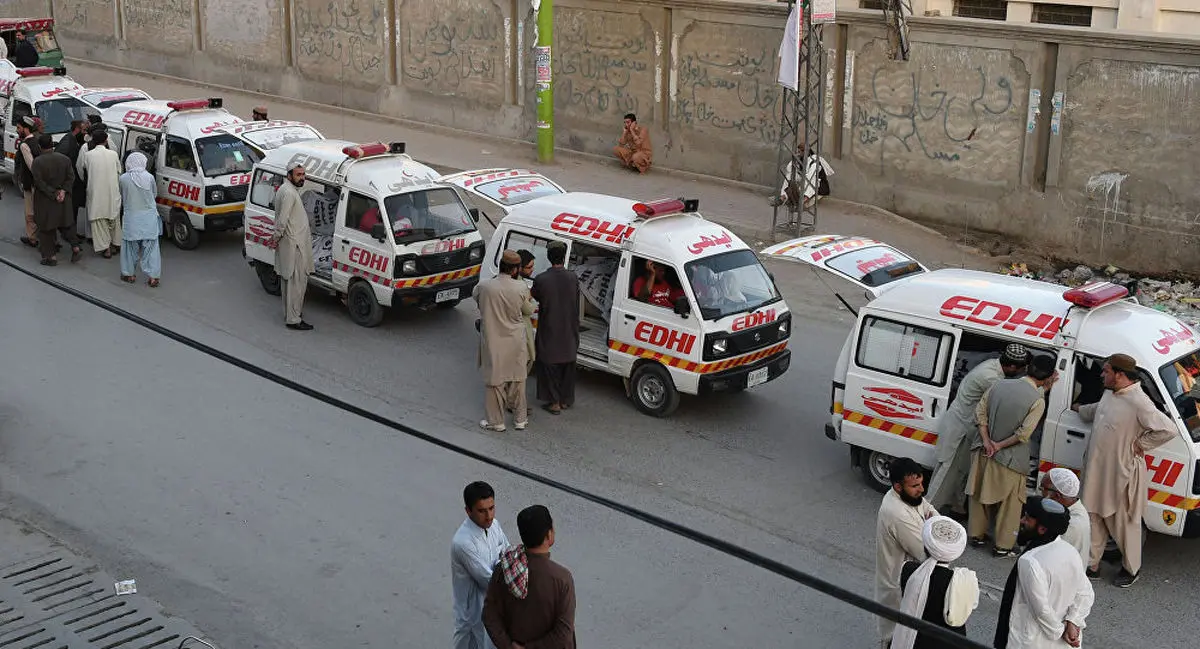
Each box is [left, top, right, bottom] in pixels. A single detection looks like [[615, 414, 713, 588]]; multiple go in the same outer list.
[[39, 246, 83, 266], [121, 275, 159, 287], [541, 403, 572, 415]]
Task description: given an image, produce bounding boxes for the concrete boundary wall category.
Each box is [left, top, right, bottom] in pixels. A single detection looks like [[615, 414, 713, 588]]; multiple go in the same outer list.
[[22, 1, 1200, 272]]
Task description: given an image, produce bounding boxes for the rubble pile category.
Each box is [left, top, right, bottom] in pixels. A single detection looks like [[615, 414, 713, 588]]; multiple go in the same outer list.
[[1003, 262, 1200, 327]]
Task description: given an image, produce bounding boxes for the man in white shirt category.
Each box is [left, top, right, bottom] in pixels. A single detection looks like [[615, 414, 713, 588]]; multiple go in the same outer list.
[[875, 457, 938, 648], [451, 481, 510, 649], [996, 498, 1094, 649], [1042, 468, 1091, 566]]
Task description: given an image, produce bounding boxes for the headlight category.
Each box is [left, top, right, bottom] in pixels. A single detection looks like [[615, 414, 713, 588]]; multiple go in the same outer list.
[[402, 260, 418, 275], [712, 338, 728, 355], [469, 246, 483, 261], [778, 319, 790, 338], [209, 188, 225, 203]]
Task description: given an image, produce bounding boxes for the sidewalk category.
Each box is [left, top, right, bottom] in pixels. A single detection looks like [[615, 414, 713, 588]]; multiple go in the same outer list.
[[0, 509, 213, 648], [67, 58, 999, 279]]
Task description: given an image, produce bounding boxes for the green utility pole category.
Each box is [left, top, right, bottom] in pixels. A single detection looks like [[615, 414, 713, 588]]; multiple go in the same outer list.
[[534, 0, 554, 163]]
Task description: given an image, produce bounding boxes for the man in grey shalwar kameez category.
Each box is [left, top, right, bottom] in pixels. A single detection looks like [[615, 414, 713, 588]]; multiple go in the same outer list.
[[30, 134, 83, 265], [927, 344, 1030, 515], [531, 242, 580, 414]]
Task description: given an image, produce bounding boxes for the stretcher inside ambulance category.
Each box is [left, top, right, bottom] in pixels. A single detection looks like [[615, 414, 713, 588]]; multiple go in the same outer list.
[[761, 234, 1200, 538], [243, 140, 487, 327], [482, 194, 792, 417], [100, 98, 323, 251], [0, 64, 90, 174]]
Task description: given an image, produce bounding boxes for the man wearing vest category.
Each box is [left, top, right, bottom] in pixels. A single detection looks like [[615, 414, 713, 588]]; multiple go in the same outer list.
[[966, 355, 1058, 557], [14, 116, 43, 248]]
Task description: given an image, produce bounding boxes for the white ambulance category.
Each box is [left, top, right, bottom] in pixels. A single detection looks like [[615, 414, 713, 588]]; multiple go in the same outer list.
[[437, 167, 566, 224], [762, 234, 1200, 538], [243, 140, 488, 326], [481, 194, 793, 417], [99, 98, 324, 250], [0, 64, 90, 174]]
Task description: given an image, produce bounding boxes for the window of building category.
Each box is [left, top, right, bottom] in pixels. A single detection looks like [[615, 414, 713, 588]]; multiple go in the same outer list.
[[953, 0, 1008, 21], [859, 0, 884, 9], [1032, 3, 1092, 26], [855, 316, 954, 385]]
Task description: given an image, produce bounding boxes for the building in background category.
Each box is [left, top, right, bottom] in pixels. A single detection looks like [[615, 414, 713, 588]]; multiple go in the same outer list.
[[848, 0, 1200, 34]]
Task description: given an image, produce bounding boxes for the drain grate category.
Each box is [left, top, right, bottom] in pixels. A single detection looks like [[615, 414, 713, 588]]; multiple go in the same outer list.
[[0, 551, 209, 649]]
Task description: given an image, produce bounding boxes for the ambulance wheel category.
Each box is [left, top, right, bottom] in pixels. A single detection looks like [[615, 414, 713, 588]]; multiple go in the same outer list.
[[347, 281, 384, 328], [170, 210, 200, 250], [629, 363, 680, 417], [255, 262, 281, 296], [860, 449, 893, 493]]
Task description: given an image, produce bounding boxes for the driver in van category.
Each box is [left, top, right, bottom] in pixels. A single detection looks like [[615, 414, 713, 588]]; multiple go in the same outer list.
[[633, 260, 683, 308]]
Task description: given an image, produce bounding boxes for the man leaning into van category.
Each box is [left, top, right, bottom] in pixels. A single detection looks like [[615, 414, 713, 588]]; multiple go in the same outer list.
[[967, 356, 1057, 557]]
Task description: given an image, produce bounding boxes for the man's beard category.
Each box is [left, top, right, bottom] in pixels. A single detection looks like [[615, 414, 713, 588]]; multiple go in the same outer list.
[[1017, 525, 1053, 548], [899, 490, 924, 507], [75, 133, 85, 144], [289, 177, 304, 187]]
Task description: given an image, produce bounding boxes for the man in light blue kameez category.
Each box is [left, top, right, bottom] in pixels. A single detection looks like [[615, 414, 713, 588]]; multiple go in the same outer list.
[[451, 481, 510, 649]]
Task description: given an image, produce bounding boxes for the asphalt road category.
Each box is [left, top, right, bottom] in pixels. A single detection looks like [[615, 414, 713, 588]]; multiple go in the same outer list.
[[0, 119, 1197, 649]]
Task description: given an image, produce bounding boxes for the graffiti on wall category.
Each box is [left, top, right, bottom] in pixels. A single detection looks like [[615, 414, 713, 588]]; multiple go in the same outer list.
[[402, 0, 505, 100], [54, 0, 114, 39], [205, 0, 282, 61], [553, 10, 654, 120], [122, 0, 192, 49], [850, 43, 1024, 180], [672, 23, 781, 145], [294, 0, 385, 78]]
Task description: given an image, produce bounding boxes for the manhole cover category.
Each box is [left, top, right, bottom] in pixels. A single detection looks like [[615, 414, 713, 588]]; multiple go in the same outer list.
[[0, 550, 209, 649]]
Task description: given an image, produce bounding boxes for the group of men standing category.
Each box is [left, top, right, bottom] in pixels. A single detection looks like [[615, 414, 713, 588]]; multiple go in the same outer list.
[[450, 481, 576, 649], [877, 347, 1177, 647], [474, 244, 580, 432]]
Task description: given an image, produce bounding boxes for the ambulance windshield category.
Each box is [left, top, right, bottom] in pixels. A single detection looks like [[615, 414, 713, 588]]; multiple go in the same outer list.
[[82, 91, 149, 109], [824, 245, 924, 288], [385, 187, 477, 244], [685, 249, 781, 321], [470, 176, 562, 206], [35, 97, 95, 135], [194, 134, 259, 178], [241, 125, 322, 151]]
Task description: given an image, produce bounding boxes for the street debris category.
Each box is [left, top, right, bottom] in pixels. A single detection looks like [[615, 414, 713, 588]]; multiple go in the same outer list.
[[114, 579, 137, 595], [1004, 262, 1200, 327]]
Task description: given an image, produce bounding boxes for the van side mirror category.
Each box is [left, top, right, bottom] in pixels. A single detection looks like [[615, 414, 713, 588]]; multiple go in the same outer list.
[[468, 207, 480, 223], [673, 296, 691, 318], [371, 223, 387, 241]]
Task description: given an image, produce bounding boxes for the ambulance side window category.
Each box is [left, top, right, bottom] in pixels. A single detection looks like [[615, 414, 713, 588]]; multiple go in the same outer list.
[[345, 192, 383, 236], [855, 316, 954, 385], [501, 231, 554, 276], [12, 101, 31, 126], [250, 170, 284, 210], [629, 255, 684, 310], [164, 136, 197, 173]]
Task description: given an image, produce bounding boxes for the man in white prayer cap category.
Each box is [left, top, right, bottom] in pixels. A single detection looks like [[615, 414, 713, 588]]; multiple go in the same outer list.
[[1041, 468, 1090, 565], [892, 516, 979, 649]]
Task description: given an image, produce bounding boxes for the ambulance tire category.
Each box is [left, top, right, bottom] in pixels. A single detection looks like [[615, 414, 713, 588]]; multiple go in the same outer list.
[[347, 280, 384, 328], [859, 449, 893, 493], [170, 210, 200, 250], [255, 262, 282, 296], [629, 362, 680, 417]]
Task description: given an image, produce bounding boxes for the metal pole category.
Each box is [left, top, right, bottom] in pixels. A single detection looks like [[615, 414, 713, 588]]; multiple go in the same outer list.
[[535, 0, 554, 163]]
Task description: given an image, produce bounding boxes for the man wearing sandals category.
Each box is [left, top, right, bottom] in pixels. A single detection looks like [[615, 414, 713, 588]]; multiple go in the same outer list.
[[474, 250, 533, 432], [77, 130, 123, 258], [30, 134, 83, 266], [531, 242, 580, 415]]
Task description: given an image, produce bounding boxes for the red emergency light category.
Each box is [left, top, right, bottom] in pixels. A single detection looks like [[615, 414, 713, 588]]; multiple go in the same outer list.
[[1063, 281, 1129, 308], [632, 197, 700, 218], [166, 98, 220, 111], [343, 142, 405, 159], [15, 67, 55, 78]]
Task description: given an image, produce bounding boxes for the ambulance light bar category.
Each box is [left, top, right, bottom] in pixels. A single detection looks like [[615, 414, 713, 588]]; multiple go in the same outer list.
[[1062, 281, 1129, 308], [632, 198, 699, 218], [15, 67, 55, 78], [167, 98, 221, 111], [342, 142, 406, 159]]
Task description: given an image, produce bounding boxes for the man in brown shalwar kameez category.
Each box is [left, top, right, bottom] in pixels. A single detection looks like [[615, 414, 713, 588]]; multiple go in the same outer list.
[[1074, 353, 1176, 588], [484, 505, 576, 649], [474, 250, 534, 432], [531, 242, 580, 415], [30, 134, 83, 266], [613, 112, 652, 174]]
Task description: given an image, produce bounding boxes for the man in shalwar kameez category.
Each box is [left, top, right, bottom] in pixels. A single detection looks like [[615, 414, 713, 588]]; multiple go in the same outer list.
[[451, 481, 510, 649], [613, 113, 652, 174], [875, 457, 938, 648], [928, 344, 1030, 515], [996, 498, 1094, 649], [77, 130, 123, 257], [1074, 353, 1176, 588]]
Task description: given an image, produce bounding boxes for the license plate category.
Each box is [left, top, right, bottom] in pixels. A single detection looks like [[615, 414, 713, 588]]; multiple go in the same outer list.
[[435, 288, 460, 303], [747, 367, 769, 388]]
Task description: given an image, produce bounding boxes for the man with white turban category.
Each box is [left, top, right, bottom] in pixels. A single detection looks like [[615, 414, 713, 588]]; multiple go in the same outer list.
[[1041, 468, 1090, 565], [892, 516, 979, 649]]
